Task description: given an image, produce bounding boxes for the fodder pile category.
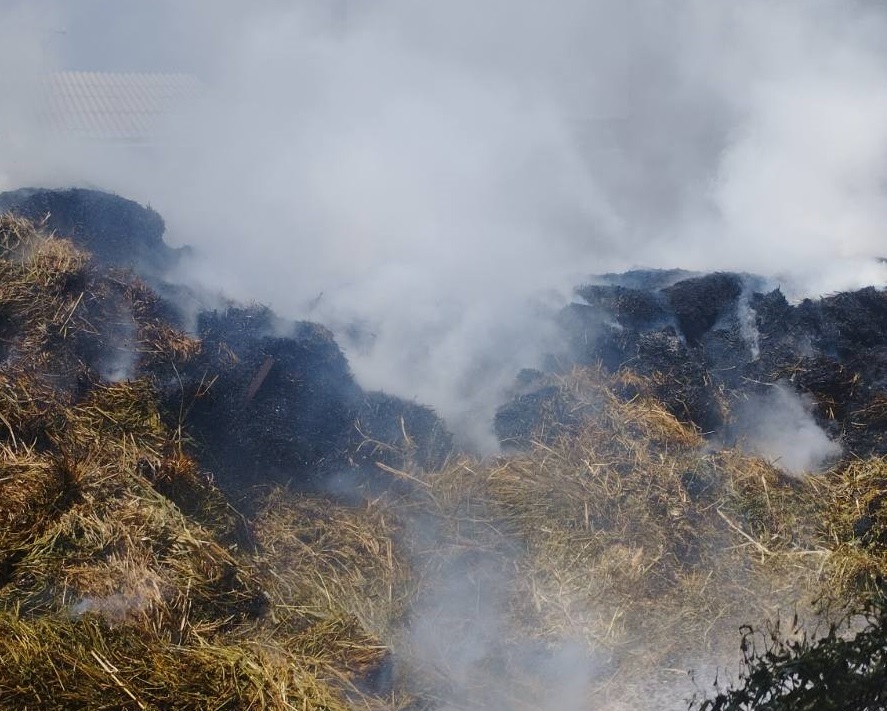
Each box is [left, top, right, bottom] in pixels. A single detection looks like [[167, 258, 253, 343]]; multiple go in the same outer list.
[[2, 214, 886, 710], [390, 370, 824, 709]]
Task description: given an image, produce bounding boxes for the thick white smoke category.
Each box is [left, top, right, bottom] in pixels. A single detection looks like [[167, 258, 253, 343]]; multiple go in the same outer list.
[[4, 0, 887, 445]]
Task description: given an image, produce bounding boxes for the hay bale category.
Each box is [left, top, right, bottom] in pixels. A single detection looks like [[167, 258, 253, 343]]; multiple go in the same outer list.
[[0, 233, 390, 708], [392, 366, 837, 708]]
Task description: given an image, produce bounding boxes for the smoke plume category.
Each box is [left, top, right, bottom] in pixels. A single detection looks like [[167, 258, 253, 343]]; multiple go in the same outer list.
[[5, 0, 887, 445], [732, 382, 842, 476]]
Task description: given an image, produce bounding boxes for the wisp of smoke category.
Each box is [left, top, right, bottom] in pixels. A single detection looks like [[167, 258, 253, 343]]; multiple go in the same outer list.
[[732, 382, 842, 476]]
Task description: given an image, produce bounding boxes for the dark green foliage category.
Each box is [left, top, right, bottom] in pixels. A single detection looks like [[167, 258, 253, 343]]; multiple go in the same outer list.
[[691, 601, 887, 711]]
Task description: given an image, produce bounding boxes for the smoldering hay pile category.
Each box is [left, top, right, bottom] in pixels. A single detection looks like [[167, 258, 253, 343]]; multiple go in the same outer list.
[[0, 190, 886, 710]]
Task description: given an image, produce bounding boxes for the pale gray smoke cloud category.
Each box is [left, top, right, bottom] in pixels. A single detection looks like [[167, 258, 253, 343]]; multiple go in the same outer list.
[[4, 0, 887, 446], [0, 2, 61, 187], [732, 382, 842, 476]]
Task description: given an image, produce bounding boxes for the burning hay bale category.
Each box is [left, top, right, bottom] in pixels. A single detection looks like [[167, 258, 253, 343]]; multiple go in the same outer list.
[[0, 193, 453, 491], [0, 187, 177, 276], [559, 269, 887, 461], [181, 305, 453, 492], [444, 371, 819, 645]]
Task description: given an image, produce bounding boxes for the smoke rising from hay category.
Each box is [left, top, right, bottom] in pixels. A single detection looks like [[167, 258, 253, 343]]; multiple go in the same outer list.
[[732, 382, 842, 476], [5, 1, 887, 445], [5, 6, 885, 708], [406, 553, 594, 710]]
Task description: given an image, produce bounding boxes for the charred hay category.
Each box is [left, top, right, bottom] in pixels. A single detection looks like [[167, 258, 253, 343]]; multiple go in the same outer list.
[[0, 187, 176, 277], [0, 189, 454, 490], [516, 269, 887, 460], [182, 306, 453, 493]]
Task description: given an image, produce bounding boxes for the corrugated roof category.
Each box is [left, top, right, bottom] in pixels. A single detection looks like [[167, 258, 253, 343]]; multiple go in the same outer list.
[[36, 72, 204, 144]]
